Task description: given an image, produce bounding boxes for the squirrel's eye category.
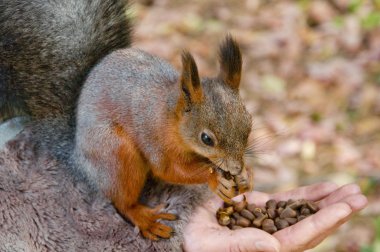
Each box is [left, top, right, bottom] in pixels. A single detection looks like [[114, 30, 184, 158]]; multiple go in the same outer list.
[[201, 132, 214, 147]]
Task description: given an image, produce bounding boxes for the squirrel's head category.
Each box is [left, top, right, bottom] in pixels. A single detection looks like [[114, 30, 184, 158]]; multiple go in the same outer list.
[[176, 35, 252, 176]]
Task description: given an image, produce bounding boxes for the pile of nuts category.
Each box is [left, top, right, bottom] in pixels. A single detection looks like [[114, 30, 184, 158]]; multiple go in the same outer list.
[[216, 196, 319, 234]]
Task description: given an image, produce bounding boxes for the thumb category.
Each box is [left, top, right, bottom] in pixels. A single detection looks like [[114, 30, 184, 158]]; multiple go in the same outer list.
[[229, 229, 280, 252], [198, 228, 280, 252]]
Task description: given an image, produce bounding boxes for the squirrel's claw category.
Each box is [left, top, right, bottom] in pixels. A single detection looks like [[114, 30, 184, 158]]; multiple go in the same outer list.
[[140, 212, 176, 240], [141, 221, 174, 240], [125, 204, 176, 240], [216, 184, 236, 203], [214, 173, 239, 204], [215, 189, 234, 204]]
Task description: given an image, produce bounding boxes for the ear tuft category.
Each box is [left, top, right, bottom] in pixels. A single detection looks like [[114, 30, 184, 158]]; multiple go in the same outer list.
[[181, 51, 201, 91], [179, 51, 202, 112], [218, 34, 242, 90]]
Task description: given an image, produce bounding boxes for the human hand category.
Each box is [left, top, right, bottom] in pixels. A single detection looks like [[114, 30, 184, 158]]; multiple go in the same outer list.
[[183, 182, 367, 252]]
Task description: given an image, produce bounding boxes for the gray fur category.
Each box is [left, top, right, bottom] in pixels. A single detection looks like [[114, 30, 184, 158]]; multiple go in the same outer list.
[[75, 49, 181, 192], [0, 1, 214, 249], [0, 119, 209, 251], [0, 0, 132, 122], [182, 77, 252, 162], [0, 0, 251, 248]]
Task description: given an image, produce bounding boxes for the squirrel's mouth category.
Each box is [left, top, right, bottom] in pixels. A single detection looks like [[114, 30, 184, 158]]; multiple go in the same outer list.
[[208, 161, 234, 180], [203, 156, 238, 179], [218, 168, 233, 180]]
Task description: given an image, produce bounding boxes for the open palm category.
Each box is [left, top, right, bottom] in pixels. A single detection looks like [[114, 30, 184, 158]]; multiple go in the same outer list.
[[183, 182, 368, 252]]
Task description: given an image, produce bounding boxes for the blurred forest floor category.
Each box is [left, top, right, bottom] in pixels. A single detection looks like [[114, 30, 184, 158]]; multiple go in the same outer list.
[[132, 0, 380, 251]]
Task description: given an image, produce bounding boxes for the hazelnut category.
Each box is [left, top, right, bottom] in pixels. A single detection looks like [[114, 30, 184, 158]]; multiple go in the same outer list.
[[218, 214, 231, 226], [236, 216, 251, 227], [267, 208, 277, 219], [285, 217, 297, 225], [262, 219, 277, 234], [266, 199, 277, 209], [252, 214, 268, 228], [247, 203, 257, 212], [277, 201, 287, 208], [280, 207, 297, 219], [275, 219, 289, 230], [240, 209, 255, 221], [306, 201, 319, 213]]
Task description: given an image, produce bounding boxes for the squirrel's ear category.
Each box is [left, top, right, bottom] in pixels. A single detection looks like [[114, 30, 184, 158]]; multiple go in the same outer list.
[[218, 35, 242, 90], [179, 51, 203, 111]]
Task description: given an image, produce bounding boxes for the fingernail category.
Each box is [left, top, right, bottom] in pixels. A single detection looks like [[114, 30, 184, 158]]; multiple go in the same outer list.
[[255, 241, 279, 252]]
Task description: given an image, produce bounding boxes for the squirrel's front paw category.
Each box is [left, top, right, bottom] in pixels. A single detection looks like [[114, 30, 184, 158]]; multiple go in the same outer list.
[[217, 176, 239, 204], [209, 172, 239, 204], [235, 166, 254, 194]]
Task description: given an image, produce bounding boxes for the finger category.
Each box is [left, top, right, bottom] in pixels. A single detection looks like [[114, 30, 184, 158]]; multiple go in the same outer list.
[[273, 202, 352, 251], [230, 229, 280, 252], [270, 182, 338, 202], [341, 193, 368, 212], [328, 193, 368, 213], [243, 191, 270, 206], [193, 228, 281, 252], [302, 194, 368, 249], [318, 183, 362, 208]]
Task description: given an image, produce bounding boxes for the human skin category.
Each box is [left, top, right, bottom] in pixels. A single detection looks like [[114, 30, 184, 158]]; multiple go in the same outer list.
[[183, 182, 368, 252]]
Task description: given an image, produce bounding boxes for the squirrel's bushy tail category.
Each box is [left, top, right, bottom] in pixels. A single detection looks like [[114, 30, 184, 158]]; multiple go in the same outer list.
[[0, 0, 132, 122]]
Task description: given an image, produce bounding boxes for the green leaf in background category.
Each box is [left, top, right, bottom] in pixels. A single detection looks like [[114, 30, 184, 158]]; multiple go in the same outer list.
[[375, 217, 380, 241], [360, 246, 373, 252], [297, 0, 310, 10], [333, 16, 345, 28], [361, 12, 380, 30], [374, 217, 380, 252], [361, 217, 380, 252], [348, 0, 363, 13]]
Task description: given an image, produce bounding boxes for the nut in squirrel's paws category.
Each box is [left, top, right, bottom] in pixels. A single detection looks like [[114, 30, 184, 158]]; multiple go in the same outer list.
[[132, 204, 177, 241]]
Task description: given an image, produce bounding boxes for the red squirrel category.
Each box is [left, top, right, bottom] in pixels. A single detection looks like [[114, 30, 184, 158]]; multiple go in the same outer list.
[[74, 36, 253, 240], [0, 0, 253, 241]]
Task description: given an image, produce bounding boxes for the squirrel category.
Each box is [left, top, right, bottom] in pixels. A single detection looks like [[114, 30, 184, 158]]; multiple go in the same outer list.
[[1, 0, 254, 241], [74, 38, 254, 240]]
